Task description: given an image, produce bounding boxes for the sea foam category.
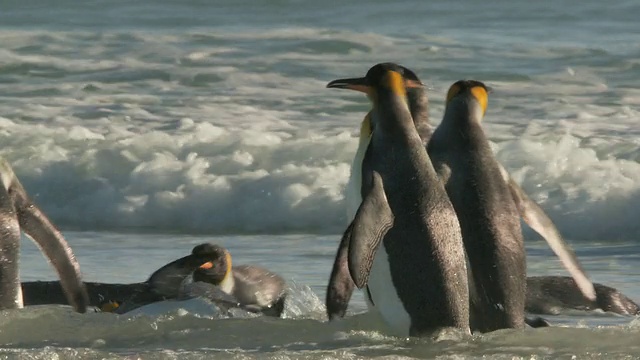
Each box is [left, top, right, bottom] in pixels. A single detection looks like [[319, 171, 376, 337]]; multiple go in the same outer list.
[[0, 29, 638, 240]]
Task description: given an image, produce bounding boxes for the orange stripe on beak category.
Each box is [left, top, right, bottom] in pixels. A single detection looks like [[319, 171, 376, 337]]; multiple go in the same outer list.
[[199, 261, 214, 270], [326, 77, 372, 95]]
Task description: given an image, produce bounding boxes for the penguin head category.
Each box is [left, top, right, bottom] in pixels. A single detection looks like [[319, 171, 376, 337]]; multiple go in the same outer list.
[[327, 62, 423, 101], [328, 63, 424, 133], [329, 63, 430, 140], [191, 243, 232, 286], [445, 80, 491, 119]]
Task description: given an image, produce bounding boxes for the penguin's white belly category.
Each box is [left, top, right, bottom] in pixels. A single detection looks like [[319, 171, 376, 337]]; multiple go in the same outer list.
[[16, 286, 24, 309], [368, 244, 412, 337]]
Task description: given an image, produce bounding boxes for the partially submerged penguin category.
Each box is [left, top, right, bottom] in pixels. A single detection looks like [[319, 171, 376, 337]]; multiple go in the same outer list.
[[526, 276, 639, 316], [144, 243, 287, 317], [20, 243, 287, 317]]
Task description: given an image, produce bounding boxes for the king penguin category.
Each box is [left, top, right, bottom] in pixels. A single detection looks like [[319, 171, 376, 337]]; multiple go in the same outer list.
[[0, 157, 88, 312], [326, 66, 595, 331], [159, 243, 287, 317], [100, 243, 287, 317], [326, 63, 470, 337], [326, 67, 430, 320], [427, 80, 527, 331]]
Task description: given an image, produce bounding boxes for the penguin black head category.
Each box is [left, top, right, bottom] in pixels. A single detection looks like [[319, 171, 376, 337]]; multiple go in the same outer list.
[[191, 243, 232, 285], [329, 63, 430, 140], [146, 243, 233, 299], [327, 62, 423, 97], [445, 80, 491, 116]]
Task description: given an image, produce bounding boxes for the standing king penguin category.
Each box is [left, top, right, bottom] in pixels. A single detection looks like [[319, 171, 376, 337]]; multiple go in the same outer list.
[[0, 157, 88, 312], [427, 80, 526, 331], [326, 63, 470, 337], [326, 68, 430, 320]]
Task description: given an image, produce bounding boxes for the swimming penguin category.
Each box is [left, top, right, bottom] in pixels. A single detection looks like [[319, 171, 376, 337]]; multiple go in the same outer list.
[[0, 157, 88, 313], [326, 65, 594, 328], [326, 63, 470, 337], [114, 243, 287, 316], [427, 80, 527, 331]]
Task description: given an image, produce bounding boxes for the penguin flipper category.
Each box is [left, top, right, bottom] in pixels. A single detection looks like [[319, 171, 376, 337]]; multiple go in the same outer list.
[[347, 171, 393, 289], [12, 189, 89, 314], [326, 229, 355, 320], [0, 185, 22, 309], [499, 165, 596, 301]]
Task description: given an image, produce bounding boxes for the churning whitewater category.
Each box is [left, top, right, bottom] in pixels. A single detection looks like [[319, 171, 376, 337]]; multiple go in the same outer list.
[[0, 28, 638, 238]]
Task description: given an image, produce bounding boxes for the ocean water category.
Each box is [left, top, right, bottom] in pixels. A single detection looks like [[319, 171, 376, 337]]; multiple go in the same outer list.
[[1, 0, 639, 358]]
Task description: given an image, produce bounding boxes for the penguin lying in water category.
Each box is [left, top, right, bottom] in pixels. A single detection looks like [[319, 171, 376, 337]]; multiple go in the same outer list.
[[21, 275, 639, 317], [22, 243, 287, 317], [0, 157, 88, 313], [526, 276, 639, 316], [136, 243, 287, 317]]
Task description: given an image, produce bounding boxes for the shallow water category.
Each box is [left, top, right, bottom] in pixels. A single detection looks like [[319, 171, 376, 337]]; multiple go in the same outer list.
[[1, 0, 640, 358], [0, 233, 638, 359]]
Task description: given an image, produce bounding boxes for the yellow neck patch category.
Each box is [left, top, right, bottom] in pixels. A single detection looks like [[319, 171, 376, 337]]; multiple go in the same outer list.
[[445, 83, 489, 116], [222, 251, 233, 284], [382, 71, 406, 98], [470, 86, 488, 115]]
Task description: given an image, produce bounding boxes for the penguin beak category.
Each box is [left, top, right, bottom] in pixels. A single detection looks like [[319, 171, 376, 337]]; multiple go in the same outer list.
[[199, 261, 214, 270], [327, 76, 423, 94], [326, 77, 371, 94]]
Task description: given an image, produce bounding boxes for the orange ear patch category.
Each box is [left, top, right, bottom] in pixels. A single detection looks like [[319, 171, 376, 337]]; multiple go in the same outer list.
[[382, 71, 406, 98], [470, 86, 488, 115], [100, 300, 120, 313]]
